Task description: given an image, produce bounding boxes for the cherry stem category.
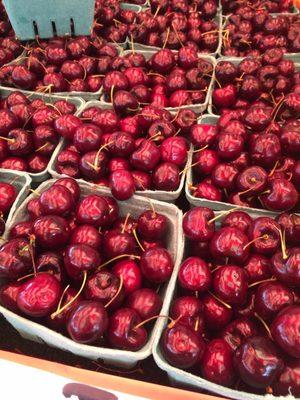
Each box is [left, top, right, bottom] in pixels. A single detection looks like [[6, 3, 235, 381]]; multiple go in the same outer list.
[[274, 226, 288, 260], [249, 277, 277, 288], [193, 145, 209, 153], [238, 187, 255, 196], [208, 208, 238, 225], [243, 234, 269, 250], [97, 254, 140, 270], [51, 270, 87, 319], [153, 5, 161, 17], [134, 315, 173, 330], [171, 23, 184, 48], [213, 75, 222, 89], [0, 136, 15, 143], [163, 27, 170, 49], [130, 34, 135, 55], [105, 275, 123, 308], [17, 272, 43, 282], [133, 229, 145, 252], [29, 188, 40, 197], [271, 94, 285, 121], [110, 84, 115, 104], [56, 284, 70, 313], [35, 142, 50, 153], [121, 212, 130, 234], [254, 312, 272, 339], [88, 141, 114, 172], [208, 291, 232, 309]]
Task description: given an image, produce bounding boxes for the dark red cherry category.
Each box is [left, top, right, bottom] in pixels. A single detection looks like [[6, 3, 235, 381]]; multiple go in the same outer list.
[[108, 307, 147, 351], [221, 211, 252, 233], [170, 296, 203, 334], [178, 257, 211, 292], [213, 265, 248, 305], [248, 217, 280, 256], [255, 282, 294, 321], [201, 339, 236, 386], [84, 271, 124, 309], [53, 178, 80, 203], [183, 207, 215, 242], [112, 260, 142, 295], [153, 162, 180, 191], [17, 273, 61, 317], [244, 255, 271, 284], [39, 184, 73, 216], [110, 170, 135, 201], [236, 166, 267, 195], [64, 244, 100, 281], [276, 213, 300, 246], [161, 323, 205, 369], [127, 288, 162, 320], [221, 316, 258, 352], [261, 179, 298, 212], [272, 359, 300, 397], [76, 195, 108, 227], [36, 252, 64, 283], [202, 293, 233, 330], [103, 229, 135, 259], [210, 227, 249, 265], [70, 225, 102, 249], [271, 248, 300, 288], [235, 336, 284, 388], [9, 221, 33, 239], [33, 215, 70, 249], [140, 247, 173, 283], [137, 210, 167, 241], [67, 300, 108, 344]]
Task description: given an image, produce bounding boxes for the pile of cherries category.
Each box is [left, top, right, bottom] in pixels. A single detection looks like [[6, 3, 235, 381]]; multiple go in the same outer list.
[[0, 178, 175, 350], [94, 0, 139, 44], [212, 49, 299, 115], [54, 104, 191, 199], [0, 179, 17, 234], [0, 2, 22, 67], [0, 37, 119, 93], [128, 0, 219, 52], [102, 46, 214, 108], [222, 12, 300, 56], [0, 91, 81, 174], [160, 207, 300, 397], [221, 0, 295, 14]]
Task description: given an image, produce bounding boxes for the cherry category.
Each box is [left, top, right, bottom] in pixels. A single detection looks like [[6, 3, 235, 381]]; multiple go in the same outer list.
[[272, 359, 300, 397], [221, 317, 258, 351], [53, 115, 82, 140], [140, 247, 173, 283], [137, 210, 167, 241], [244, 255, 271, 284], [212, 163, 239, 190], [36, 252, 64, 283], [56, 149, 80, 178], [0, 281, 21, 312], [271, 248, 300, 288], [234, 336, 284, 388], [9, 221, 33, 239], [53, 178, 80, 203], [130, 139, 160, 172], [67, 300, 108, 344], [189, 124, 217, 147], [112, 260, 142, 295], [202, 293, 233, 330], [39, 184, 73, 216], [213, 84, 237, 109], [183, 207, 215, 242], [17, 273, 61, 317], [70, 225, 102, 250], [127, 288, 162, 320], [103, 229, 135, 259], [178, 257, 211, 293], [73, 124, 102, 153], [249, 217, 282, 256], [0, 182, 16, 214], [201, 339, 236, 386], [76, 195, 108, 227], [64, 244, 100, 281], [191, 182, 222, 202], [251, 133, 281, 168], [170, 296, 203, 333], [153, 162, 180, 191], [221, 211, 252, 233], [151, 49, 176, 74], [11, 65, 37, 90], [161, 323, 205, 369], [33, 125, 58, 156], [261, 179, 298, 212], [210, 227, 250, 265], [193, 149, 219, 176], [255, 282, 294, 321], [33, 215, 70, 249], [213, 265, 248, 305], [108, 307, 147, 351], [160, 137, 188, 167], [276, 213, 300, 246], [236, 166, 267, 195], [110, 169, 135, 201]]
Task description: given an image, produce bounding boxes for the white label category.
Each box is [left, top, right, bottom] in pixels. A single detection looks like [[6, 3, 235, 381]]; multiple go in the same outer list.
[[0, 359, 150, 400]]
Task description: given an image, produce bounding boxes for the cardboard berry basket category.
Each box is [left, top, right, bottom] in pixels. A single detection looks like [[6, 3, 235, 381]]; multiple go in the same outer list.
[[208, 56, 300, 114], [0, 169, 31, 236], [184, 114, 299, 216], [0, 87, 85, 182], [0, 178, 184, 368], [99, 50, 217, 115], [131, 12, 223, 59], [48, 100, 191, 202], [153, 209, 297, 400]]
